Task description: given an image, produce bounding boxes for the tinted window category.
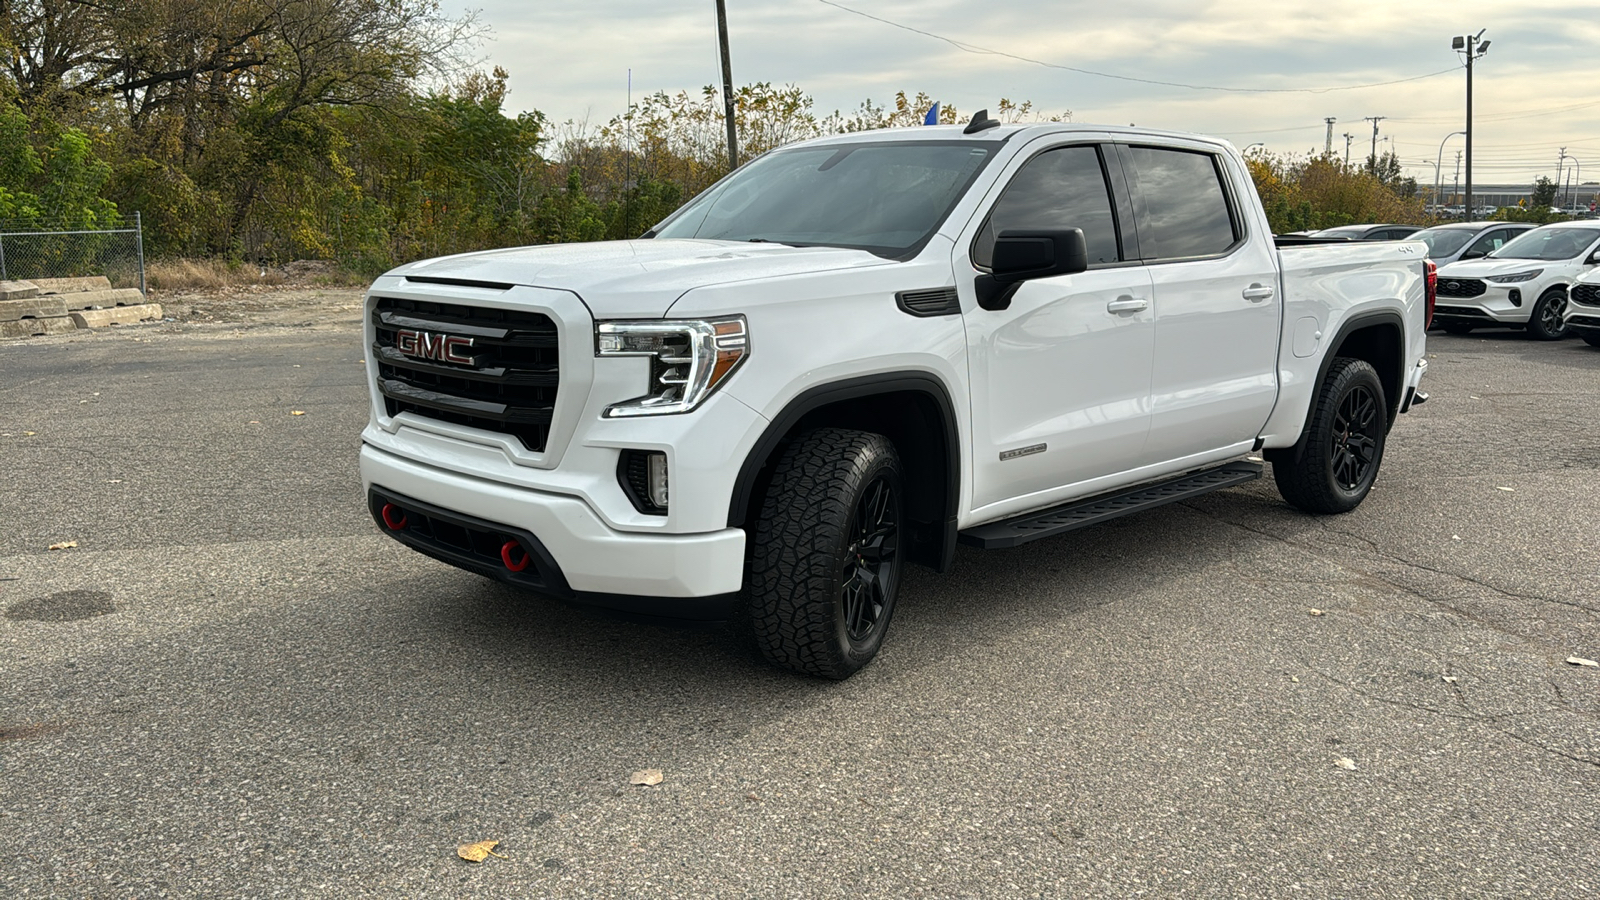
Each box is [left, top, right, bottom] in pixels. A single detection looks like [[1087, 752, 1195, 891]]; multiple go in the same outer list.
[[1413, 227, 1474, 257], [973, 145, 1120, 269], [1466, 229, 1509, 256], [1128, 147, 1238, 258], [1491, 226, 1600, 261], [654, 142, 995, 256]]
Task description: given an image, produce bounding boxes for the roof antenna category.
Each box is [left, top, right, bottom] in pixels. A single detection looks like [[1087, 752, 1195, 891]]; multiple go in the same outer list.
[[964, 109, 1000, 134]]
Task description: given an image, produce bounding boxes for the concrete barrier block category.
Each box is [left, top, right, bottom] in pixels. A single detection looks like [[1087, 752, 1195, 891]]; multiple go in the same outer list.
[[61, 288, 147, 310], [0, 280, 41, 300], [30, 276, 113, 294], [68, 303, 163, 328], [1, 296, 70, 321], [1, 316, 78, 338]]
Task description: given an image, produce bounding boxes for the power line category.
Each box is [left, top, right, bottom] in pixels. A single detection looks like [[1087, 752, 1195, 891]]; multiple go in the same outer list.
[[814, 0, 1461, 95]]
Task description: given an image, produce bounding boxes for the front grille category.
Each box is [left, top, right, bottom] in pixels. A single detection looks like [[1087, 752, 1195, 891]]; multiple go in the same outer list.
[[1571, 284, 1600, 306], [1567, 315, 1600, 329], [372, 297, 559, 451], [1436, 278, 1486, 298], [1434, 304, 1492, 319]]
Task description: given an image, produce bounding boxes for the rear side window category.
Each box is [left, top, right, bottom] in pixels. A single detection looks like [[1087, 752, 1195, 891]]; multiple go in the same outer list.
[[1126, 147, 1239, 259], [973, 145, 1121, 269]]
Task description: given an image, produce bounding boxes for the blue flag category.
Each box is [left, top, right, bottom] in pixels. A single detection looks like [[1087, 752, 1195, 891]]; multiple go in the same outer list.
[[923, 102, 939, 126]]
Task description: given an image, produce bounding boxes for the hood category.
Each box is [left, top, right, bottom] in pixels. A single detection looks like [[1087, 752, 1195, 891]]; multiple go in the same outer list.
[[390, 239, 894, 317], [1436, 257, 1555, 278]]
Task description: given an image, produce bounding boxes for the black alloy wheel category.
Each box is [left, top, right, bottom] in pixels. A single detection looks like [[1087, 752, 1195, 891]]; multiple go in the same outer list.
[[1330, 383, 1381, 491], [746, 428, 906, 679], [1271, 356, 1388, 514], [841, 473, 899, 643], [1527, 288, 1569, 341]]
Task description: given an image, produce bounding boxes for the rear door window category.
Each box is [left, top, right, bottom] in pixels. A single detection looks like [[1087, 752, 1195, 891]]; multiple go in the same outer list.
[[1125, 147, 1240, 259], [972, 145, 1122, 269]]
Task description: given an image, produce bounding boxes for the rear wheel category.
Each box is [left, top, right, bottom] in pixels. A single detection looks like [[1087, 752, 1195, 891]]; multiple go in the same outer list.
[[1527, 288, 1569, 340], [746, 428, 904, 680], [1273, 357, 1387, 514]]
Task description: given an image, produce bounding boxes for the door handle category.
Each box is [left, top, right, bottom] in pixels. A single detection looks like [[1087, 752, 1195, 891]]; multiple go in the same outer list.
[[1106, 296, 1148, 314], [1242, 283, 1276, 302]]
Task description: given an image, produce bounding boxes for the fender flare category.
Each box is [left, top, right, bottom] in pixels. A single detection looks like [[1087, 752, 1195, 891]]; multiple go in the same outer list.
[[726, 372, 962, 534], [1270, 309, 1406, 465]]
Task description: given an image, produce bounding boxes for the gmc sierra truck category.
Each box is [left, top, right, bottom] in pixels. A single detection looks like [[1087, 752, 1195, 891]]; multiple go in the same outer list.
[[360, 114, 1435, 679]]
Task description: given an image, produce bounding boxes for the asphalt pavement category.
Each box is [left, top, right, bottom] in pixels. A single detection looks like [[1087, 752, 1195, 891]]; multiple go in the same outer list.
[[2, 317, 1597, 897]]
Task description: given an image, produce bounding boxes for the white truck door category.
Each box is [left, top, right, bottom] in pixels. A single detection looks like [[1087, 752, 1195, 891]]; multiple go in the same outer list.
[[957, 142, 1156, 515], [1118, 143, 1281, 463]]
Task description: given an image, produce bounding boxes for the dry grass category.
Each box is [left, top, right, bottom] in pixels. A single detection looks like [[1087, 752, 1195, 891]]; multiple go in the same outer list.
[[146, 258, 285, 292]]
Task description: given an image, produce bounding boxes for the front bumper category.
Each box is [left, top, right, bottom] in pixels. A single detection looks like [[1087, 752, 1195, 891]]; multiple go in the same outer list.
[[1433, 282, 1532, 325], [361, 444, 746, 612]]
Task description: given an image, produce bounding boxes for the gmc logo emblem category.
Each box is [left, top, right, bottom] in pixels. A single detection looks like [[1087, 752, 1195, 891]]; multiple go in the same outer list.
[[396, 329, 476, 365]]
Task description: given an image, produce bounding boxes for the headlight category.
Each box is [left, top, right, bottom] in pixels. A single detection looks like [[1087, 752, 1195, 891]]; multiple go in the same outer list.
[[595, 316, 749, 416], [1486, 269, 1542, 283]]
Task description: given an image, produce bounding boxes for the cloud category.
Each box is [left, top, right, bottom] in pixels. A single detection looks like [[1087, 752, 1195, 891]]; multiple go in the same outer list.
[[452, 0, 1600, 183]]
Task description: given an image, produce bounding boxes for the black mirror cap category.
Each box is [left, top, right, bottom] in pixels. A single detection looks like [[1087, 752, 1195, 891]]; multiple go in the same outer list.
[[990, 228, 1090, 284]]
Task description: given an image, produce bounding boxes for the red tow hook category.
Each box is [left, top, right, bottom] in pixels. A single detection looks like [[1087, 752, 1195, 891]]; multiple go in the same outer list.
[[380, 503, 408, 531], [501, 539, 531, 572]]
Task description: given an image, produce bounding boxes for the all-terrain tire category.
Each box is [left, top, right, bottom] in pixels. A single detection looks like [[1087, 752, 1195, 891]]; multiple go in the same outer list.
[[745, 428, 904, 680], [1273, 357, 1388, 514], [1526, 288, 1569, 341]]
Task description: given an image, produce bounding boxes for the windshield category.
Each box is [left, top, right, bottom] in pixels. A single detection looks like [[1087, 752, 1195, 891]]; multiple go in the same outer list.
[[1490, 226, 1600, 261], [1313, 226, 1367, 238], [1411, 227, 1475, 258], [652, 141, 997, 256]]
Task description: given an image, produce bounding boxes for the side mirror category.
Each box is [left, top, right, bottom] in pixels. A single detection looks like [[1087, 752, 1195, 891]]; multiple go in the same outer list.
[[1460, 249, 1485, 260], [975, 228, 1090, 310]]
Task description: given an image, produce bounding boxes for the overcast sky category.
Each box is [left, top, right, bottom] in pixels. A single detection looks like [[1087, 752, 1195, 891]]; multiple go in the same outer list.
[[445, 0, 1600, 190]]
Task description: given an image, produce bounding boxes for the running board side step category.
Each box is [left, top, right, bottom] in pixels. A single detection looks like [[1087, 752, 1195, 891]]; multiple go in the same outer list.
[[958, 461, 1263, 550]]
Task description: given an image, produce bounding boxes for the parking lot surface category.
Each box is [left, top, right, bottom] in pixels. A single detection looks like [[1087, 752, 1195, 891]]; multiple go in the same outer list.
[[2, 318, 1597, 897]]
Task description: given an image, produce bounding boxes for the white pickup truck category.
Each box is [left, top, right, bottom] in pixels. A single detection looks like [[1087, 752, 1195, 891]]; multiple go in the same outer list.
[[359, 115, 1435, 679]]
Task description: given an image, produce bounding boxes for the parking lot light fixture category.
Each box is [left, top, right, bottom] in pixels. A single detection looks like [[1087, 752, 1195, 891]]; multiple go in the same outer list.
[[1454, 30, 1489, 222]]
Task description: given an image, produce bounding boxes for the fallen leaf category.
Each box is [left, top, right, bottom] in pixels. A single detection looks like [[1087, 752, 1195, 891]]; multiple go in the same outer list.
[[629, 769, 664, 786], [47, 541, 78, 551], [456, 840, 505, 862], [1290, 675, 1300, 683], [1442, 675, 1459, 684], [1335, 757, 1357, 770], [247, 420, 261, 425], [1567, 656, 1599, 668], [290, 410, 305, 416], [1308, 608, 1325, 617], [23, 431, 36, 436], [1452, 535, 1461, 541], [105, 479, 122, 484], [1495, 486, 1514, 492]]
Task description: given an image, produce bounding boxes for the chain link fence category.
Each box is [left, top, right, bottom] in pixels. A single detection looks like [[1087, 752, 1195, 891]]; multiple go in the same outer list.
[[0, 213, 145, 292]]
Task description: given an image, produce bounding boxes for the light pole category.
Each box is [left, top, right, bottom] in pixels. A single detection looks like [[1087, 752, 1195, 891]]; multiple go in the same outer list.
[[715, 0, 738, 172], [1453, 30, 1490, 221], [1434, 131, 1465, 211], [1243, 142, 1265, 155], [1559, 150, 1580, 212]]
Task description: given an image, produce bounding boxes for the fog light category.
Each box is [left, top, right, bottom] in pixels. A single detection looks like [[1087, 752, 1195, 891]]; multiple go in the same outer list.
[[647, 453, 669, 508], [1509, 289, 1521, 306]]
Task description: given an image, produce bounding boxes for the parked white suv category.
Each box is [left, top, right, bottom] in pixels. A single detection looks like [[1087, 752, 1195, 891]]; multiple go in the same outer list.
[[1433, 223, 1600, 338], [1410, 221, 1535, 266], [360, 119, 1431, 678], [1566, 268, 1600, 347]]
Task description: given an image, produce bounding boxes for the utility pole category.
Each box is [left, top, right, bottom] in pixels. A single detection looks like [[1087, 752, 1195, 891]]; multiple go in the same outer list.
[[1557, 148, 1568, 208], [1364, 116, 1386, 174], [1342, 133, 1354, 167], [715, 0, 739, 173], [1454, 150, 1462, 207], [1324, 117, 1336, 156], [1453, 30, 1490, 221]]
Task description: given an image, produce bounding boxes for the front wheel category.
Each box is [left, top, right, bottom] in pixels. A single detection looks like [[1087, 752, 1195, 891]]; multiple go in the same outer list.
[[1273, 357, 1388, 514], [746, 428, 904, 680], [1527, 288, 1569, 340], [1583, 332, 1600, 348]]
